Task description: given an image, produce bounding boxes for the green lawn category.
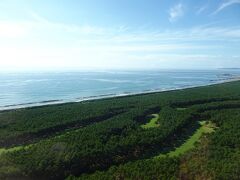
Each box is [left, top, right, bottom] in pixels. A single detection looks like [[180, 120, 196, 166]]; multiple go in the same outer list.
[[156, 121, 215, 158], [141, 114, 160, 129]]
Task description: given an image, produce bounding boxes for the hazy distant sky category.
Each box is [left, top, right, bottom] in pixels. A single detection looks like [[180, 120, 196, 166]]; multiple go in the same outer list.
[[0, 0, 240, 71]]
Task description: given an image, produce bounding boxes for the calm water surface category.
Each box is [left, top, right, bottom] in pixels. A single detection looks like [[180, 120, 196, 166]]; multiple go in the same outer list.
[[0, 69, 240, 110]]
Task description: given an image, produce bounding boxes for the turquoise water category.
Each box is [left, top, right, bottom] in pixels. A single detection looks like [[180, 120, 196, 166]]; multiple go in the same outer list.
[[0, 69, 239, 110]]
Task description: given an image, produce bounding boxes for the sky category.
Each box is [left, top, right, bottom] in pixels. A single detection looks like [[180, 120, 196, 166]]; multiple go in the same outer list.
[[0, 0, 240, 71]]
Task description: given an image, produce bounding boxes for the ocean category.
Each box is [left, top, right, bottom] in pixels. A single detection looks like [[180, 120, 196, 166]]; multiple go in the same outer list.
[[0, 69, 240, 110]]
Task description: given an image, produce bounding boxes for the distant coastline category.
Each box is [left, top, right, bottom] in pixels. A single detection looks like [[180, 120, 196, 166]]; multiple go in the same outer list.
[[1, 75, 240, 112]]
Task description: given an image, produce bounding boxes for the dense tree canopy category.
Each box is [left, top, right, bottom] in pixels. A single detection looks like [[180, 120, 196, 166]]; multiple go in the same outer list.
[[0, 81, 240, 179]]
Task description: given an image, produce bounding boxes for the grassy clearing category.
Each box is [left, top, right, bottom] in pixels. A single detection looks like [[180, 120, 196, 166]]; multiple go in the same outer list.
[[176, 108, 187, 111], [0, 146, 24, 155], [141, 114, 160, 129], [156, 121, 216, 158], [0, 143, 34, 156]]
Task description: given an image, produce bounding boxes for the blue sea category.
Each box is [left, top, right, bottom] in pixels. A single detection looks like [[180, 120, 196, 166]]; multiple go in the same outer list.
[[0, 69, 240, 110]]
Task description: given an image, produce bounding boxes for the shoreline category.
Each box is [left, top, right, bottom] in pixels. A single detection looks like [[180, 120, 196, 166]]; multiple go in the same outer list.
[[1, 76, 240, 112]]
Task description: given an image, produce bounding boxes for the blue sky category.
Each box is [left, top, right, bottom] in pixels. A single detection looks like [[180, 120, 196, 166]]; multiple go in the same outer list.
[[0, 0, 240, 71]]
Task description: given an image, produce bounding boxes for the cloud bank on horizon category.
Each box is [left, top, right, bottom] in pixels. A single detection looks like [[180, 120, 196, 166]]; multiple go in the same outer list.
[[0, 0, 240, 71]]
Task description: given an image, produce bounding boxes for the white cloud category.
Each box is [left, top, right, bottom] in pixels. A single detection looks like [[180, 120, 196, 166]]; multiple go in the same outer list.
[[196, 5, 208, 15], [1, 46, 236, 71], [0, 12, 240, 71], [31, 12, 108, 35], [30, 11, 49, 24], [212, 0, 240, 15], [168, 3, 184, 22], [0, 21, 29, 38]]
